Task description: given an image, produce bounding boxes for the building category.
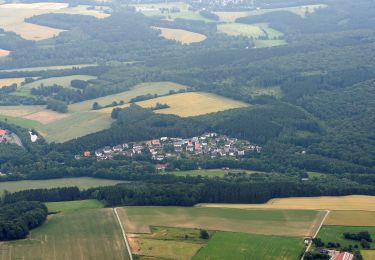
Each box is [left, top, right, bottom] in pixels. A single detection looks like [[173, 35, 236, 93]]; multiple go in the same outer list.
[[334, 252, 354, 260], [155, 164, 167, 171], [84, 151, 91, 157], [0, 129, 6, 136]]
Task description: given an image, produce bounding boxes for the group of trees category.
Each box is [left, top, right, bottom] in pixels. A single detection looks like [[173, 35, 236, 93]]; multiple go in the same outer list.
[[46, 98, 68, 113], [0, 201, 47, 241]]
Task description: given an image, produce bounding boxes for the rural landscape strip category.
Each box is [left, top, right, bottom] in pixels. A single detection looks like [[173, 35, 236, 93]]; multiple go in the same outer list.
[[301, 210, 330, 260], [114, 208, 133, 260]]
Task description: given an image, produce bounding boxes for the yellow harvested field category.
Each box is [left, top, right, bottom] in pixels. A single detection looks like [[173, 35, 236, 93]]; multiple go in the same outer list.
[[23, 110, 70, 124], [198, 195, 375, 211], [325, 211, 375, 226], [101, 92, 249, 117], [0, 48, 10, 57], [0, 78, 25, 88], [214, 4, 327, 22], [362, 250, 375, 260], [153, 26, 206, 44], [0, 2, 110, 40]]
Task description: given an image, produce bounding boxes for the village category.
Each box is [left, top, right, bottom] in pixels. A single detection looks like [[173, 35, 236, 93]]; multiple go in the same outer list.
[[76, 133, 261, 162]]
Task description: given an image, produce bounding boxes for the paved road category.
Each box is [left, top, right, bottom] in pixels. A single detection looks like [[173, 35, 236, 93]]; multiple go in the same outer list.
[[114, 207, 133, 260]]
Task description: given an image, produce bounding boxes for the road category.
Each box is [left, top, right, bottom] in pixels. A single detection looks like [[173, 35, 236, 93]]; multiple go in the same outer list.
[[114, 207, 133, 260]]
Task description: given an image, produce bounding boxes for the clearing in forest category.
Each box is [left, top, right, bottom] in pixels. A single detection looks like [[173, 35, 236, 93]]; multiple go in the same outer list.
[[0, 200, 131, 260], [119, 206, 323, 237], [153, 26, 207, 44], [217, 23, 265, 38], [102, 92, 248, 117], [198, 195, 375, 211]]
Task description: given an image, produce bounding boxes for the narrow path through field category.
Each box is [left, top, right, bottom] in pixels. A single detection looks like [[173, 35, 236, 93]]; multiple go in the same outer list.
[[114, 208, 133, 260], [301, 210, 330, 260]]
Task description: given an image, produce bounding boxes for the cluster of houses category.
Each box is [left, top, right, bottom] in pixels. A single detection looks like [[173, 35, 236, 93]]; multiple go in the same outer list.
[[76, 133, 261, 161], [0, 128, 10, 143]]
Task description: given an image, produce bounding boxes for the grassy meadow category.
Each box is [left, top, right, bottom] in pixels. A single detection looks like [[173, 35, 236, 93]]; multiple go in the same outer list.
[[193, 232, 303, 260], [0, 2, 110, 40], [129, 226, 207, 260], [0, 200, 130, 260], [153, 26, 207, 44], [218, 23, 265, 38], [0, 177, 125, 194], [362, 250, 375, 260], [317, 226, 375, 248], [102, 92, 248, 117], [199, 195, 375, 211], [119, 206, 323, 237]]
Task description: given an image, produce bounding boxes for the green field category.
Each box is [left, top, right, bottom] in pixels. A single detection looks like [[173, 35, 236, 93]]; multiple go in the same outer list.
[[193, 232, 303, 260], [120, 206, 323, 237], [0, 114, 41, 128], [130, 226, 208, 259], [0, 177, 125, 194], [15, 75, 97, 96], [317, 226, 375, 248], [0, 200, 130, 260], [133, 2, 212, 22], [218, 23, 265, 38], [165, 169, 261, 178], [0, 64, 96, 73]]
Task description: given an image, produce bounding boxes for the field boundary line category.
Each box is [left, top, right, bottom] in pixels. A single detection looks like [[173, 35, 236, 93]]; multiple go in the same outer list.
[[114, 207, 133, 260], [301, 210, 330, 260]]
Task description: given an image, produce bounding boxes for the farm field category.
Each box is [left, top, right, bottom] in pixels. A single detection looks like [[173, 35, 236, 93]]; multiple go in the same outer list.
[[0, 48, 10, 57], [0, 81, 185, 142], [325, 211, 375, 226], [133, 2, 211, 22], [317, 226, 375, 248], [193, 232, 303, 260], [362, 250, 375, 260], [0, 2, 110, 40], [199, 195, 375, 211], [129, 226, 207, 260], [153, 26, 207, 44], [119, 206, 324, 237], [0, 115, 40, 128], [0, 200, 131, 260], [0, 77, 25, 87], [214, 4, 328, 22], [217, 23, 265, 37], [0, 63, 96, 73], [102, 92, 248, 117], [0, 177, 126, 194]]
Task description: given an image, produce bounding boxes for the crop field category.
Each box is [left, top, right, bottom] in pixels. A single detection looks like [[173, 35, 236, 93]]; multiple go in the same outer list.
[[317, 226, 375, 248], [133, 2, 211, 22], [0, 200, 131, 260], [0, 2, 110, 40], [119, 206, 323, 237], [129, 227, 207, 260], [214, 4, 328, 22], [16, 75, 97, 96], [103, 92, 248, 117], [199, 195, 375, 211], [153, 26, 207, 44], [325, 211, 375, 226], [0, 48, 10, 57], [362, 250, 375, 260], [0, 63, 96, 73], [193, 232, 303, 260], [0, 77, 25, 87], [0, 177, 125, 194], [0, 82, 185, 142], [217, 23, 265, 37]]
